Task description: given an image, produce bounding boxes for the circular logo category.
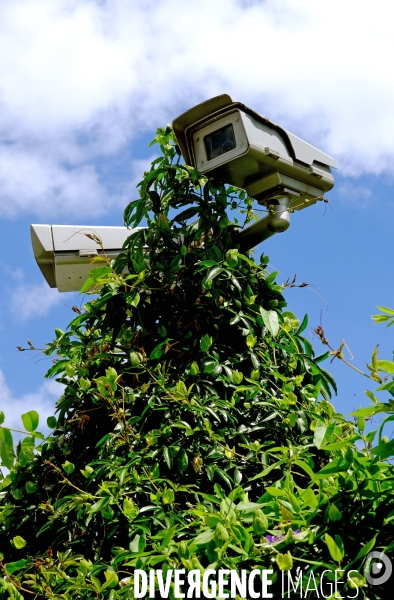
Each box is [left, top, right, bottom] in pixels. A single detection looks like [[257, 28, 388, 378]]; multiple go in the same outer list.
[[364, 551, 392, 585]]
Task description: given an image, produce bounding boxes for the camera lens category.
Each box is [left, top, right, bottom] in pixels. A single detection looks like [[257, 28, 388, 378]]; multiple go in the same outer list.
[[222, 140, 236, 153], [204, 124, 237, 161]]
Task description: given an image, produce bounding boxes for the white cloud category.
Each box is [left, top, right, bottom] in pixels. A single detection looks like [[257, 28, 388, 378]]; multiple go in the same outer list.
[[0, 146, 112, 218], [338, 182, 374, 208], [0, 369, 61, 437], [0, 262, 24, 281], [10, 281, 69, 320], [0, 0, 394, 219]]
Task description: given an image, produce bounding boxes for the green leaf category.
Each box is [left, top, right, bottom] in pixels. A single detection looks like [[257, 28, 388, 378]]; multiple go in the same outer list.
[[65, 362, 76, 377], [265, 487, 286, 497], [231, 522, 253, 553], [200, 334, 212, 352], [347, 571, 366, 589], [322, 435, 361, 451], [276, 551, 293, 570], [91, 575, 102, 592], [163, 447, 173, 469], [103, 569, 118, 590], [328, 503, 342, 521], [190, 529, 215, 547], [174, 207, 200, 223], [376, 359, 394, 373], [12, 536, 27, 550], [260, 307, 279, 337], [25, 481, 38, 494], [265, 271, 279, 284], [315, 457, 350, 478], [177, 448, 188, 473], [150, 341, 167, 360], [127, 290, 140, 308], [246, 333, 257, 348], [302, 337, 314, 358], [249, 459, 286, 481], [357, 414, 365, 433], [296, 314, 308, 334], [314, 351, 330, 364], [205, 266, 223, 283], [376, 305, 394, 315], [45, 359, 70, 379], [237, 501, 262, 511], [123, 498, 138, 519], [370, 438, 394, 458], [12, 488, 23, 500], [370, 345, 379, 371], [18, 437, 36, 466], [325, 533, 344, 562], [294, 459, 317, 482], [162, 488, 175, 504], [350, 406, 378, 418], [88, 265, 112, 281], [0, 427, 14, 469], [214, 465, 232, 489], [376, 380, 394, 392], [300, 487, 318, 508], [81, 465, 94, 478], [46, 416, 57, 428], [4, 559, 28, 574], [319, 367, 338, 396], [355, 535, 377, 560], [0, 411, 4, 425], [231, 370, 244, 385], [189, 361, 200, 375], [62, 461, 75, 475], [80, 266, 112, 292], [313, 421, 327, 449], [21, 410, 39, 432]]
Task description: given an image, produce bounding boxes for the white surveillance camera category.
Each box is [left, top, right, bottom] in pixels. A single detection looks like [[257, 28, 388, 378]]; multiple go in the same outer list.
[[31, 224, 138, 292], [30, 217, 280, 292], [173, 94, 336, 242]]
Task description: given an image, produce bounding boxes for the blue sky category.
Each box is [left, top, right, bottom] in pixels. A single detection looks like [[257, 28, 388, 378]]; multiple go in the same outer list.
[[1, 0, 394, 436]]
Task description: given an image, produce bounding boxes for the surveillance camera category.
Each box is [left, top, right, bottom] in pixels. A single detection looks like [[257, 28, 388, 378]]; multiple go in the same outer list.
[[173, 94, 336, 241], [172, 94, 336, 203], [30, 216, 280, 292], [31, 224, 139, 292]]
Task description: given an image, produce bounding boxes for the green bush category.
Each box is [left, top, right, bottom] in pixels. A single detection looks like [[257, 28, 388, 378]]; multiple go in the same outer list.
[[0, 128, 393, 598]]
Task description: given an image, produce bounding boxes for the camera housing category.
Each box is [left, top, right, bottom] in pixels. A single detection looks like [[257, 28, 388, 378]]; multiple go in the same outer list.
[[173, 94, 336, 209], [31, 224, 138, 292]]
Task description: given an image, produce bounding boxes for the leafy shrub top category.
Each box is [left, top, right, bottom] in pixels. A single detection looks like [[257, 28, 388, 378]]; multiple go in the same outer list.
[[0, 129, 393, 599]]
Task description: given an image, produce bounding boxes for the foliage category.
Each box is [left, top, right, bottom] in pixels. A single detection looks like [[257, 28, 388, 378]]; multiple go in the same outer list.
[[0, 128, 394, 598]]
